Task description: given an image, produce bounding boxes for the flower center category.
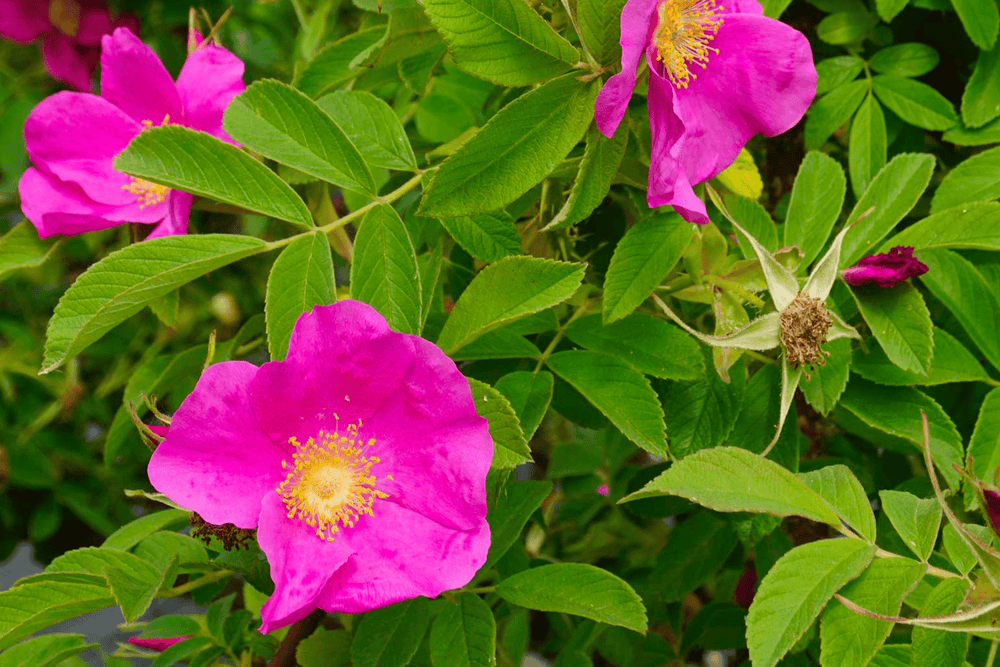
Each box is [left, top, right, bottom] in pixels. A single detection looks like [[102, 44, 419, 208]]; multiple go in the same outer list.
[[121, 116, 172, 209], [277, 419, 391, 542], [779, 292, 832, 371], [654, 0, 724, 89]]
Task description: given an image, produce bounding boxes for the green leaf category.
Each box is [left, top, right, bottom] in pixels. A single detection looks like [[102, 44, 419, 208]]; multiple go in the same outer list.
[[577, 0, 628, 64], [350, 204, 422, 335], [623, 447, 843, 528], [429, 595, 496, 667], [419, 0, 579, 85], [297, 628, 351, 667], [452, 328, 540, 360], [800, 338, 853, 416], [930, 145, 1000, 213], [316, 90, 417, 171], [942, 524, 977, 575], [352, 599, 431, 667], [962, 41, 1000, 128], [879, 490, 941, 561], [784, 151, 848, 268], [113, 126, 313, 228], [0, 580, 114, 651], [546, 122, 629, 230], [659, 353, 744, 459], [469, 378, 532, 469], [815, 55, 865, 95], [852, 282, 934, 375], [872, 76, 959, 131], [951, 0, 999, 50], [223, 80, 376, 195], [715, 147, 765, 200], [439, 212, 522, 263], [546, 350, 667, 457], [494, 371, 554, 441], [727, 194, 778, 258], [566, 313, 703, 380], [817, 11, 878, 43], [852, 328, 987, 386], [849, 94, 888, 199], [918, 248, 1000, 372], [968, 388, 1000, 484], [266, 233, 336, 361], [0, 221, 60, 282], [800, 464, 876, 542], [104, 558, 171, 623], [911, 579, 969, 667], [649, 511, 737, 601], [149, 637, 214, 667], [603, 213, 695, 323], [883, 201, 1000, 251], [294, 26, 387, 98], [134, 533, 207, 572], [0, 634, 98, 667], [41, 235, 268, 373], [869, 43, 940, 77], [436, 256, 585, 355], [841, 153, 936, 267], [819, 557, 926, 667], [805, 79, 868, 150], [943, 115, 1000, 145], [102, 509, 190, 551], [420, 74, 597, 217], [482, 479, 552, 571], [747, 539, 876, 667], [870, 645, 912, 667], [496, 563, 648, 633], [839, 378, 964, 488]]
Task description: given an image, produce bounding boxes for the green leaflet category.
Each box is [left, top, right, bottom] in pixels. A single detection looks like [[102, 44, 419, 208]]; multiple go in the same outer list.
[[351, 599, 431, 667], [265, 232, 336, 361], [852, 327, 988, 386], [950, 0, 999, 50], [0, 221, 61, 282], [566, 313, 703, 380], [852, 282, 934, 375], [962, 41, 1000, 128], [883, 201, 1000, 251], [494, 371, 553, 441], [930, 145, 1000, 213], [429, 595, 496, 667], [869, 43, 940, 77], [784, 151, 848, 268], [316, 90, 418, 171], [0, 634, 98, 667], [879, 490, 942, 561], [872, 75, 958, 131], [41, 235, 269, 373], [577, 0, 629, 64], [968, 387, 1000, 483], [849, 94, 888, 199], [804, 79, 867, 150], [546, 122, 629, 230], [800, 464, 876, 542], [481, 479, 552, 571], [468, 378, 532, 469], [439, 212, 522, 263]]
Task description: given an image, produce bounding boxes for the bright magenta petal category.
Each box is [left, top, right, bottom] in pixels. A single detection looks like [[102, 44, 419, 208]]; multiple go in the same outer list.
[[316, 501, 490, 613], [147, 361, 289, 529], [248, 302, 412, 447], [18, 167, 149, 237], [100, 27, 182, 126], [257, 493, 352, 634], [41, 33, 95, 92], [147, 190, 193, 238], [0, 0, 49, 43], [723, 0, 764, 14], [671, 14, 816, 186], [176, 44, 245, 143], [594, 0, 660, 137]]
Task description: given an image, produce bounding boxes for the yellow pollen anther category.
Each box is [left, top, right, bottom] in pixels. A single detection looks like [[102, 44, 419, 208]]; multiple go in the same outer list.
[[654, 0, 724, 89], [277, 420, 390, 542], [122, 114, 173, 208]]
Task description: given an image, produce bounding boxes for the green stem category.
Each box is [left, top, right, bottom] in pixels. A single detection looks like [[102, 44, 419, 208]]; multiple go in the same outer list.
[[873, 547, 960, 579], [987, 639, 999, 667], [158, 570, 234, 598], [289, 0, 309, 29], [533, 301, 591, 372], [462, 586, 497, 594]]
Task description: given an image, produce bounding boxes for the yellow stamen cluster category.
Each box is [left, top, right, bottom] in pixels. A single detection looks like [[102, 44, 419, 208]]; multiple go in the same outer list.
[[121, 115, 172, 209], [277, 418, 391, 542], [655, 0, 724, 88]]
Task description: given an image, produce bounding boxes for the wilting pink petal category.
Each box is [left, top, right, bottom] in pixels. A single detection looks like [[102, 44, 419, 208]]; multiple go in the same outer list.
[[148, 301, 493, 634], [19, 27, 245, 238], [127, 636, 191, 651], [842, 247, 929, 289]]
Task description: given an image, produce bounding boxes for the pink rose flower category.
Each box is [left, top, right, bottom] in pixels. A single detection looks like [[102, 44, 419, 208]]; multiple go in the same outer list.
[[147, 301, 493, 634], [0, 0, 138, 91], [841, 246, 929, 289], [126, 635, 191, 652], [594, 0, 816, 223], [19, 27, 245, 239]]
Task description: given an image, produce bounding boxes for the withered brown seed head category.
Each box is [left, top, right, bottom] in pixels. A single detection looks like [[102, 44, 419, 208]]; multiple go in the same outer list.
[[779, 292, 832, 370], [190, 513, 256, 551]]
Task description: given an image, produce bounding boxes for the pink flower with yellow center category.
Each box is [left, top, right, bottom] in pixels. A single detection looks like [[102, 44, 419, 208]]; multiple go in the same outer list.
[[595, 0, 817, 223], [147, 301, 493, 633], [18, 27, 245, 239], [0, 0, 138, 91]]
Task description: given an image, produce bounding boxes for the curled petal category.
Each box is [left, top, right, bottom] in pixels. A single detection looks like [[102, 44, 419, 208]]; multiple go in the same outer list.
[[594, 0, 660, 138], [127, 636, 191, 652], [176, 43, 245, 143], [101, 27, 182, 126], [842, 247, 929, 289], [147, 190, 193, 239]]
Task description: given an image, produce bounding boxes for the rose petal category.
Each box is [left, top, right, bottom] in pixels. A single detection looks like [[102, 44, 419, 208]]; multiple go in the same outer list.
[[76, 7, 113, 45], [147, 190, 193, 238], [101, 27, 182, 126], [148, 361, 289, 529], [176, 44, 245, 144], [0, 0, 49, 43], [257, 493, 351, 634], [594, 0, 660, 138], [41, 32, 95, 92]]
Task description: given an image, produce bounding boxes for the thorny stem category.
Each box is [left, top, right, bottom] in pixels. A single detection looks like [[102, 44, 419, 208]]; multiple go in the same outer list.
[[268, 609, 326, 667], [157, 569, 234, 597]]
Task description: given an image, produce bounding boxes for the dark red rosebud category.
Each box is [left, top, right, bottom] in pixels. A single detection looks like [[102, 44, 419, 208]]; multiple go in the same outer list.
[[841, 246, 929, 289], [983, 488, 1000, 537], [734, 561, 757, 609], [127, 636, 191, 651]]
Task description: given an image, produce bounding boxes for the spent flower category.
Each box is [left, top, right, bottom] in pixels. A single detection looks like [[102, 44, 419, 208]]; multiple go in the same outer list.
[[594, 0, 816, 223], [841, 246, 929, 289], [147, 301, 493, 634], [19, 27, 244, 238]]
